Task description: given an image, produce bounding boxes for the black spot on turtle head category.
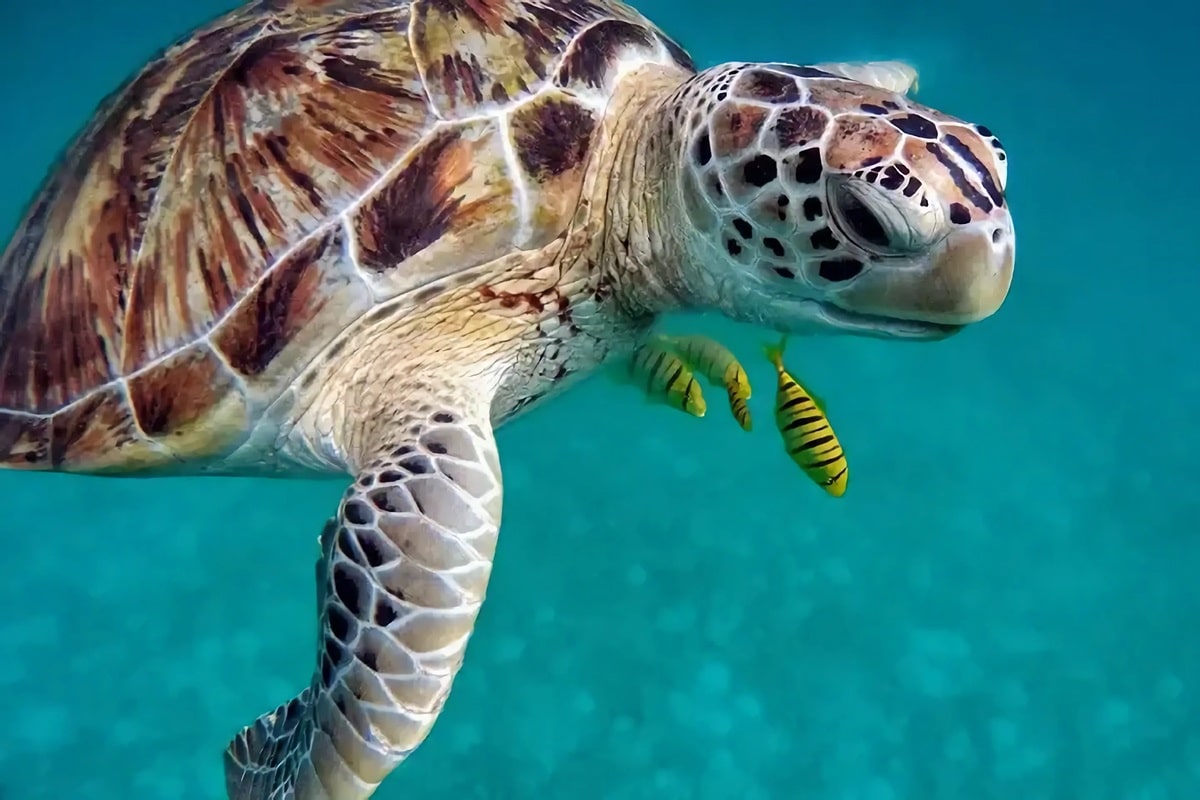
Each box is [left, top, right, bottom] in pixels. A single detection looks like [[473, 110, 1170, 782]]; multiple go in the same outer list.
[[763, 237, 785, 257], [742, 154, 778, 187], [810, 227, 838, 250], [860, 103, 888, 115], [949, 202, 971, 224], [726, 238, 742, 256], [772, 266, 796, 279], [732, 218, 753, 239], [693, 131, 712, 166], [793, 148, 823, 184], [818, 258, 864, 282], [802, 196, 823, 221], [975, 124, 993, 137], [879, 165, 905, 191], [889, 114, 938, 139]]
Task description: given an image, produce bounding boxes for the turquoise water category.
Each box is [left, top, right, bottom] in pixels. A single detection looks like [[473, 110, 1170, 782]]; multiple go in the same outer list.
[[1, 1, 1196, 798]]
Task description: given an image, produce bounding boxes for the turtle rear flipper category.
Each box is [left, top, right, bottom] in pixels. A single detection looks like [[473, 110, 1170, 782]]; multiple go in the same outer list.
[[225, 396, 503, 799]]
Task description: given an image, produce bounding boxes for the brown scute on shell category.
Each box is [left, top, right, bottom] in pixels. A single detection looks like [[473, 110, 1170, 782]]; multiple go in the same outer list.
[[126, 344, 249, 459], [509, 90, 598, 247], [825, 115, 902, 171], [770, 106, 830, 151], [710, 102, 770, 159], [411, 0, 637, 118], [212, 224, 373, 393], [0, 396, 166, 473], [0, 15, 267, 415], [353, 128, 464, 268], [0, 411, 50, 468], [0, 3, 434, 415], [351, 118, 519, 281], [512, 93, 597, 179], [553, 18, 655, 91], [49, 385, 171, 472], [0, 251, 118, 414], [122, 7, 431, 374]]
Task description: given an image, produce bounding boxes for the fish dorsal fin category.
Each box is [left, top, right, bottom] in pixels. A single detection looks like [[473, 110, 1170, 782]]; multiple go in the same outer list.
[[810, 60, 919, 95]]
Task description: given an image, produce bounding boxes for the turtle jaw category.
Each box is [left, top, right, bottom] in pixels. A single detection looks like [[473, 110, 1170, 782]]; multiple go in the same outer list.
[[807, 302, 966, 340], [752, 294, 965, 340]]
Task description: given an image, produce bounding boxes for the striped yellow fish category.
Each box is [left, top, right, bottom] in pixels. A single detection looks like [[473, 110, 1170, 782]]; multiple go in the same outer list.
[[657, 334, 753, 431], [764, 335, 848, 497], [625, 339, 707, 418]]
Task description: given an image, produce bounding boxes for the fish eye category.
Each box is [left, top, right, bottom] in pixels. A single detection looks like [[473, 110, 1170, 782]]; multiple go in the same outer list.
[[835, 189, 890, 252]]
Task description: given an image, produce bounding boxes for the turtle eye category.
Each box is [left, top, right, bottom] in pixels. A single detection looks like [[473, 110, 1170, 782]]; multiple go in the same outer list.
[[837, 191, 890, 251]]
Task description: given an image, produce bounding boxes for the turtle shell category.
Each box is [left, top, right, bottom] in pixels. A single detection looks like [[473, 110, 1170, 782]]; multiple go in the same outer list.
[[0, 0, 694, 473]]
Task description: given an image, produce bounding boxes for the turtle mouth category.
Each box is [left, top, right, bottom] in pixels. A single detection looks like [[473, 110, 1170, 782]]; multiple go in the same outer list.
[[812, 301, 964, 340]]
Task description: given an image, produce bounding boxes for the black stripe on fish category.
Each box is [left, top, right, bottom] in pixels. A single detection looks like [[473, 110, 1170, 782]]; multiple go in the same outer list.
[[780, 395, 811, 411], [808, 452, 845, 469], [793, 434, 834, 453]]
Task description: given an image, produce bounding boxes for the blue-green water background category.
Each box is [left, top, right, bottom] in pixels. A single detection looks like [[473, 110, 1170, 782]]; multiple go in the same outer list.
[[1, 1, 1197, 797]]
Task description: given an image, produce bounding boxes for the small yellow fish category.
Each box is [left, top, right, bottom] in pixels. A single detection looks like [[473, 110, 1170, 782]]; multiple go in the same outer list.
[[626, 339, 707, 418], [763, 335, 848, 497], [657, 334, 753, 431]]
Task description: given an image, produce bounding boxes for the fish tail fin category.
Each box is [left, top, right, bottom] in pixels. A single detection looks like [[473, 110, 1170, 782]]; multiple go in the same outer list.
[[762, 334, 789, 370]]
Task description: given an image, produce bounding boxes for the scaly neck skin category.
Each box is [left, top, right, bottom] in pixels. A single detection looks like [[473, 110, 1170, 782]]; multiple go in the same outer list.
[[591, 64, 699, 321]]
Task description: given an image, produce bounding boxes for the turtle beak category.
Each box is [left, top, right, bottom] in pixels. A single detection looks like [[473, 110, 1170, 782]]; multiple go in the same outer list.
[[831, 216, 1015, 327]]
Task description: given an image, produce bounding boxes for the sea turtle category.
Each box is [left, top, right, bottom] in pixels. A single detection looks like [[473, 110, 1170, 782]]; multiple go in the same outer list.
[[0, 0, 1014, 797]]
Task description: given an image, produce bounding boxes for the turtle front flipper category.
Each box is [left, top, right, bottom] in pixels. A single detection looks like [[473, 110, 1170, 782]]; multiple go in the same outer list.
[[224, 401, 503, 800]]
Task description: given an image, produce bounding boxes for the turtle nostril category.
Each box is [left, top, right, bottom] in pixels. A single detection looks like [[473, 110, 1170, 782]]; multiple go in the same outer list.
[[991, 226, 1004, 245]]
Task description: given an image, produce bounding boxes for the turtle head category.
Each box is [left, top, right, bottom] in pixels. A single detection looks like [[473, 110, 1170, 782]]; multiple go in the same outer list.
[[669, 62, 1013, 340]]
